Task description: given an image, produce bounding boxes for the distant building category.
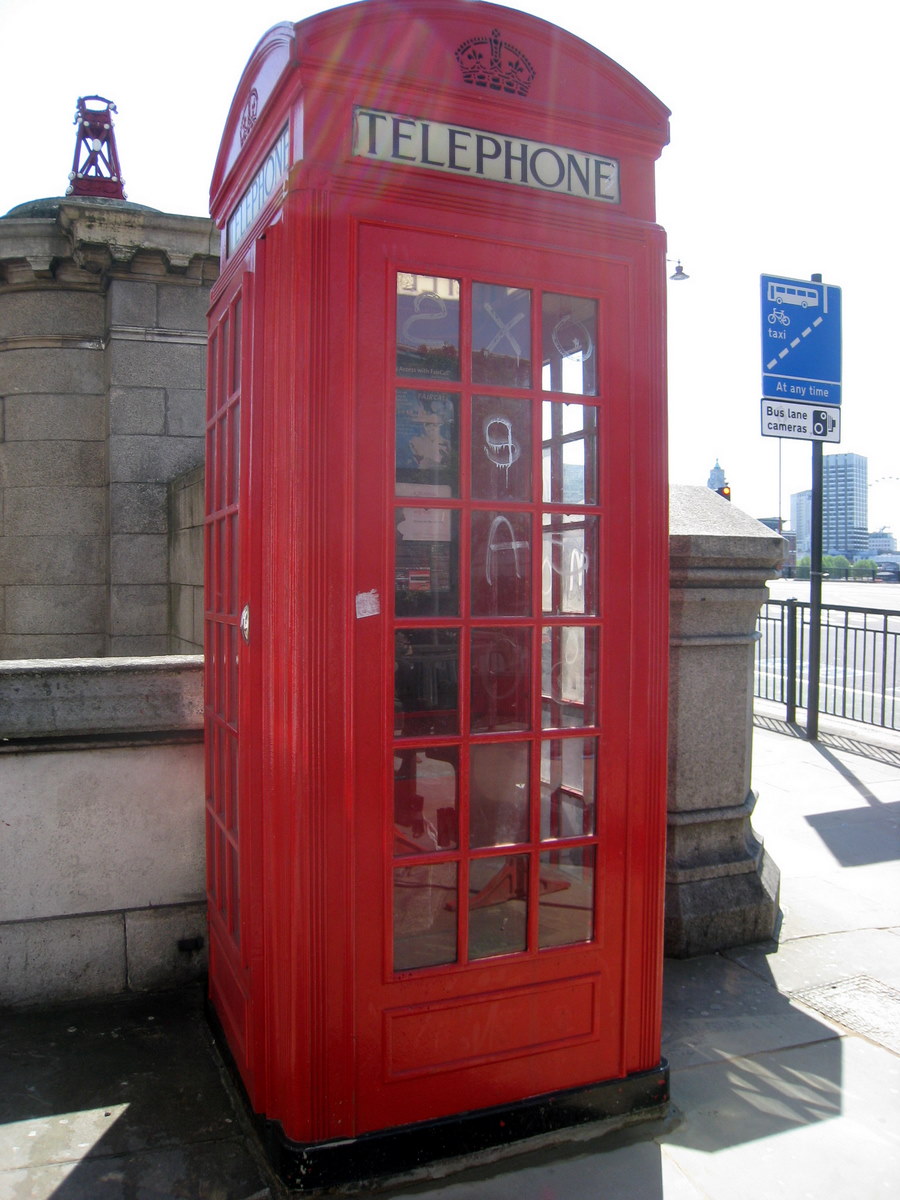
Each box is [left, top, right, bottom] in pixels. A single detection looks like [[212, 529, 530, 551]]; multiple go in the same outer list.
[[790, 455, 871, 561], [707, 460, 726, 491], [823, 452, 868, 559], [869, 529, 897, 556], [791, 490, 812, 556]]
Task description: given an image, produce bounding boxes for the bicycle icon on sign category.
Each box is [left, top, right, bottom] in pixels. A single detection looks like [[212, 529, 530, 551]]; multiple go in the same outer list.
[[768, 309, 790, 326]]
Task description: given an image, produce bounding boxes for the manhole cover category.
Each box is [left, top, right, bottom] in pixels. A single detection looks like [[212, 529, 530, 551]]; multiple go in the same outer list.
[[793, 976, 900, 1054]]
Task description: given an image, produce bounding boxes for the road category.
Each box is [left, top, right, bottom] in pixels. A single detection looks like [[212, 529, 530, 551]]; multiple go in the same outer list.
[[766, 578, 900, 613], [758, 579, 900, 729]]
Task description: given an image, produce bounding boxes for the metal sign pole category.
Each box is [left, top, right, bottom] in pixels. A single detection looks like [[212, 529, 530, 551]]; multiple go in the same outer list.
[[805, 272, 825, 742], [807, 438, 823, 740]]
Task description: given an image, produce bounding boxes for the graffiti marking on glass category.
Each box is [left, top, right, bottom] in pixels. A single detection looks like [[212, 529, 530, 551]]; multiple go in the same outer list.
[[486, 514, 527, 584], [472, 632, 525, 703], [482, 300, 526, 362], [542, 534, 588, 606], [483, 415, 521, 483], [397, 274, 460, 380], [403, 291, 451, 347], [552, 315, 594, 363]]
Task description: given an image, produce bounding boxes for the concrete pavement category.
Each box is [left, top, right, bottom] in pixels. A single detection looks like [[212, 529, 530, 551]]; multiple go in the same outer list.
[[1, 713, 898, 1198]]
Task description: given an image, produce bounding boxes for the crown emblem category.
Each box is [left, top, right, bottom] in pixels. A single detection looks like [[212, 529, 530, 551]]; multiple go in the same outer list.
[[239, 89, 259, 146], [455, 29, 536, 97]]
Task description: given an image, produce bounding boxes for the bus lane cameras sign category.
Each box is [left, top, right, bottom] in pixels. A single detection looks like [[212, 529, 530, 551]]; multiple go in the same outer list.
[[760, 273, 841, 442], [761, 399, 840, 443]]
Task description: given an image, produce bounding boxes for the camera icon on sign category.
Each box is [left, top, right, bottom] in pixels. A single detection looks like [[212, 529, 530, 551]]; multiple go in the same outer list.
[[812, 410, 833, 437]]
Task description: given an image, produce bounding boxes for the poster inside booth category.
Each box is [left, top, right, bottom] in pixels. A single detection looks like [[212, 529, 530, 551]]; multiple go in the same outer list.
[[206, 1, 671, 1186]]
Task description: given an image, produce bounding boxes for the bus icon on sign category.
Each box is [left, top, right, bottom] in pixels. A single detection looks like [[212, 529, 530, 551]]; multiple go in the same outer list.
[[767, 282, 819, 308]]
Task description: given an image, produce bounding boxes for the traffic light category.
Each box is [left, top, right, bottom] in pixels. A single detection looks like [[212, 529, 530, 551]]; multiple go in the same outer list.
[[716, 485, 732, 501]]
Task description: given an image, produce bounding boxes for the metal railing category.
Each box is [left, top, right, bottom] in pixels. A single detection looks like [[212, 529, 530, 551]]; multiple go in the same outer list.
[[755, 599, 900, 730]]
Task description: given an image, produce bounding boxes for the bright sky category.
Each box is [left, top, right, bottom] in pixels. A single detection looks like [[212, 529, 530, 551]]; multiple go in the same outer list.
[[2, 0, 896, 535]]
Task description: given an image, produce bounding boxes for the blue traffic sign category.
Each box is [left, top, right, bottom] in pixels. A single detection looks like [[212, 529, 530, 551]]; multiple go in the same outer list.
[[760, 274, 841, 406]]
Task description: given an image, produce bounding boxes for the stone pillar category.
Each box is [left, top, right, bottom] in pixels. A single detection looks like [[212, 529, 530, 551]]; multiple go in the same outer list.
[[665, 485, 784, 957], [0, 197, 218, 659]]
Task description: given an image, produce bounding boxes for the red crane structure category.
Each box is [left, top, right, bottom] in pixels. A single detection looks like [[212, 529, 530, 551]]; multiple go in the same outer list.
[[67, 96, 125, 199]]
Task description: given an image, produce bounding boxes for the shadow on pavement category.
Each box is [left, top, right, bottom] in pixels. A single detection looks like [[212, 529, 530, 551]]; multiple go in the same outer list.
[[0, 950, 850, 1199], [0, 988, 271, 1199], [661, 949, 844, 1154], [802, 743, 900, 867]]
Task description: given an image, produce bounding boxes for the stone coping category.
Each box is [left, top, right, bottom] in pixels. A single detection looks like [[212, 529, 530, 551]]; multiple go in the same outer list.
[[1, 655, 203, 741]]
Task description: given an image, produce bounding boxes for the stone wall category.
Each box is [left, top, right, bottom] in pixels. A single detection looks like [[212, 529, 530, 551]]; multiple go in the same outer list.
[[0, 656, 205, 1007], [0, 198, 218, 659], [168, 465, 205, 653]]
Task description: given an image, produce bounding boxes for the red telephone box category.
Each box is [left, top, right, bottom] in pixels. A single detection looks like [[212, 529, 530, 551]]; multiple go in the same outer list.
[[206, 1, 670, 1187]]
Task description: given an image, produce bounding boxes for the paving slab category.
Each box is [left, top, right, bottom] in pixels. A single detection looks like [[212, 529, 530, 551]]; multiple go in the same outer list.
[[388, 1135, 705, 1200], [661, 954, 836, 1070], [661, 1036, 900, 1200], [0, 989, 271, 1200], [730, 928, 900, 995]]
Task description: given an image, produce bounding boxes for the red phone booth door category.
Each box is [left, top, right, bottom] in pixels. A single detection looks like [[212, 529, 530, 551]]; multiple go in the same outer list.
[[354, 225, 654, 1133]]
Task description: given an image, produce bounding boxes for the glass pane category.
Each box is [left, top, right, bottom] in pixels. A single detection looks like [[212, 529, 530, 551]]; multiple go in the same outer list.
[[468, 854, 528, 960], [395, 507, 459, 617], [470, 628, 531, 733], [538, 846, 595, 948], [541, 626, 598, 728], [228, 841, 241, 942], [228, 403, 240, 506], [541, 402, 598, 504], [542, 514, 598, 614], [227, 733, 239, 835], [471, 395, 532, 502], [540, 737, 597, 839], [395, 629, 459, 737], [541, 294, 597, 395], [396, 388, 459, 498], [471, 283, 531, 387], [394, 747, 459, 856], [227, 623, 239, 726], [230, 298, 242, 393], [394, 862, 458, 970], [218, 316, 229, 418], [469, 742, 529, 848], [396, 273, 460, 380], [471, 510, 532, 617]]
